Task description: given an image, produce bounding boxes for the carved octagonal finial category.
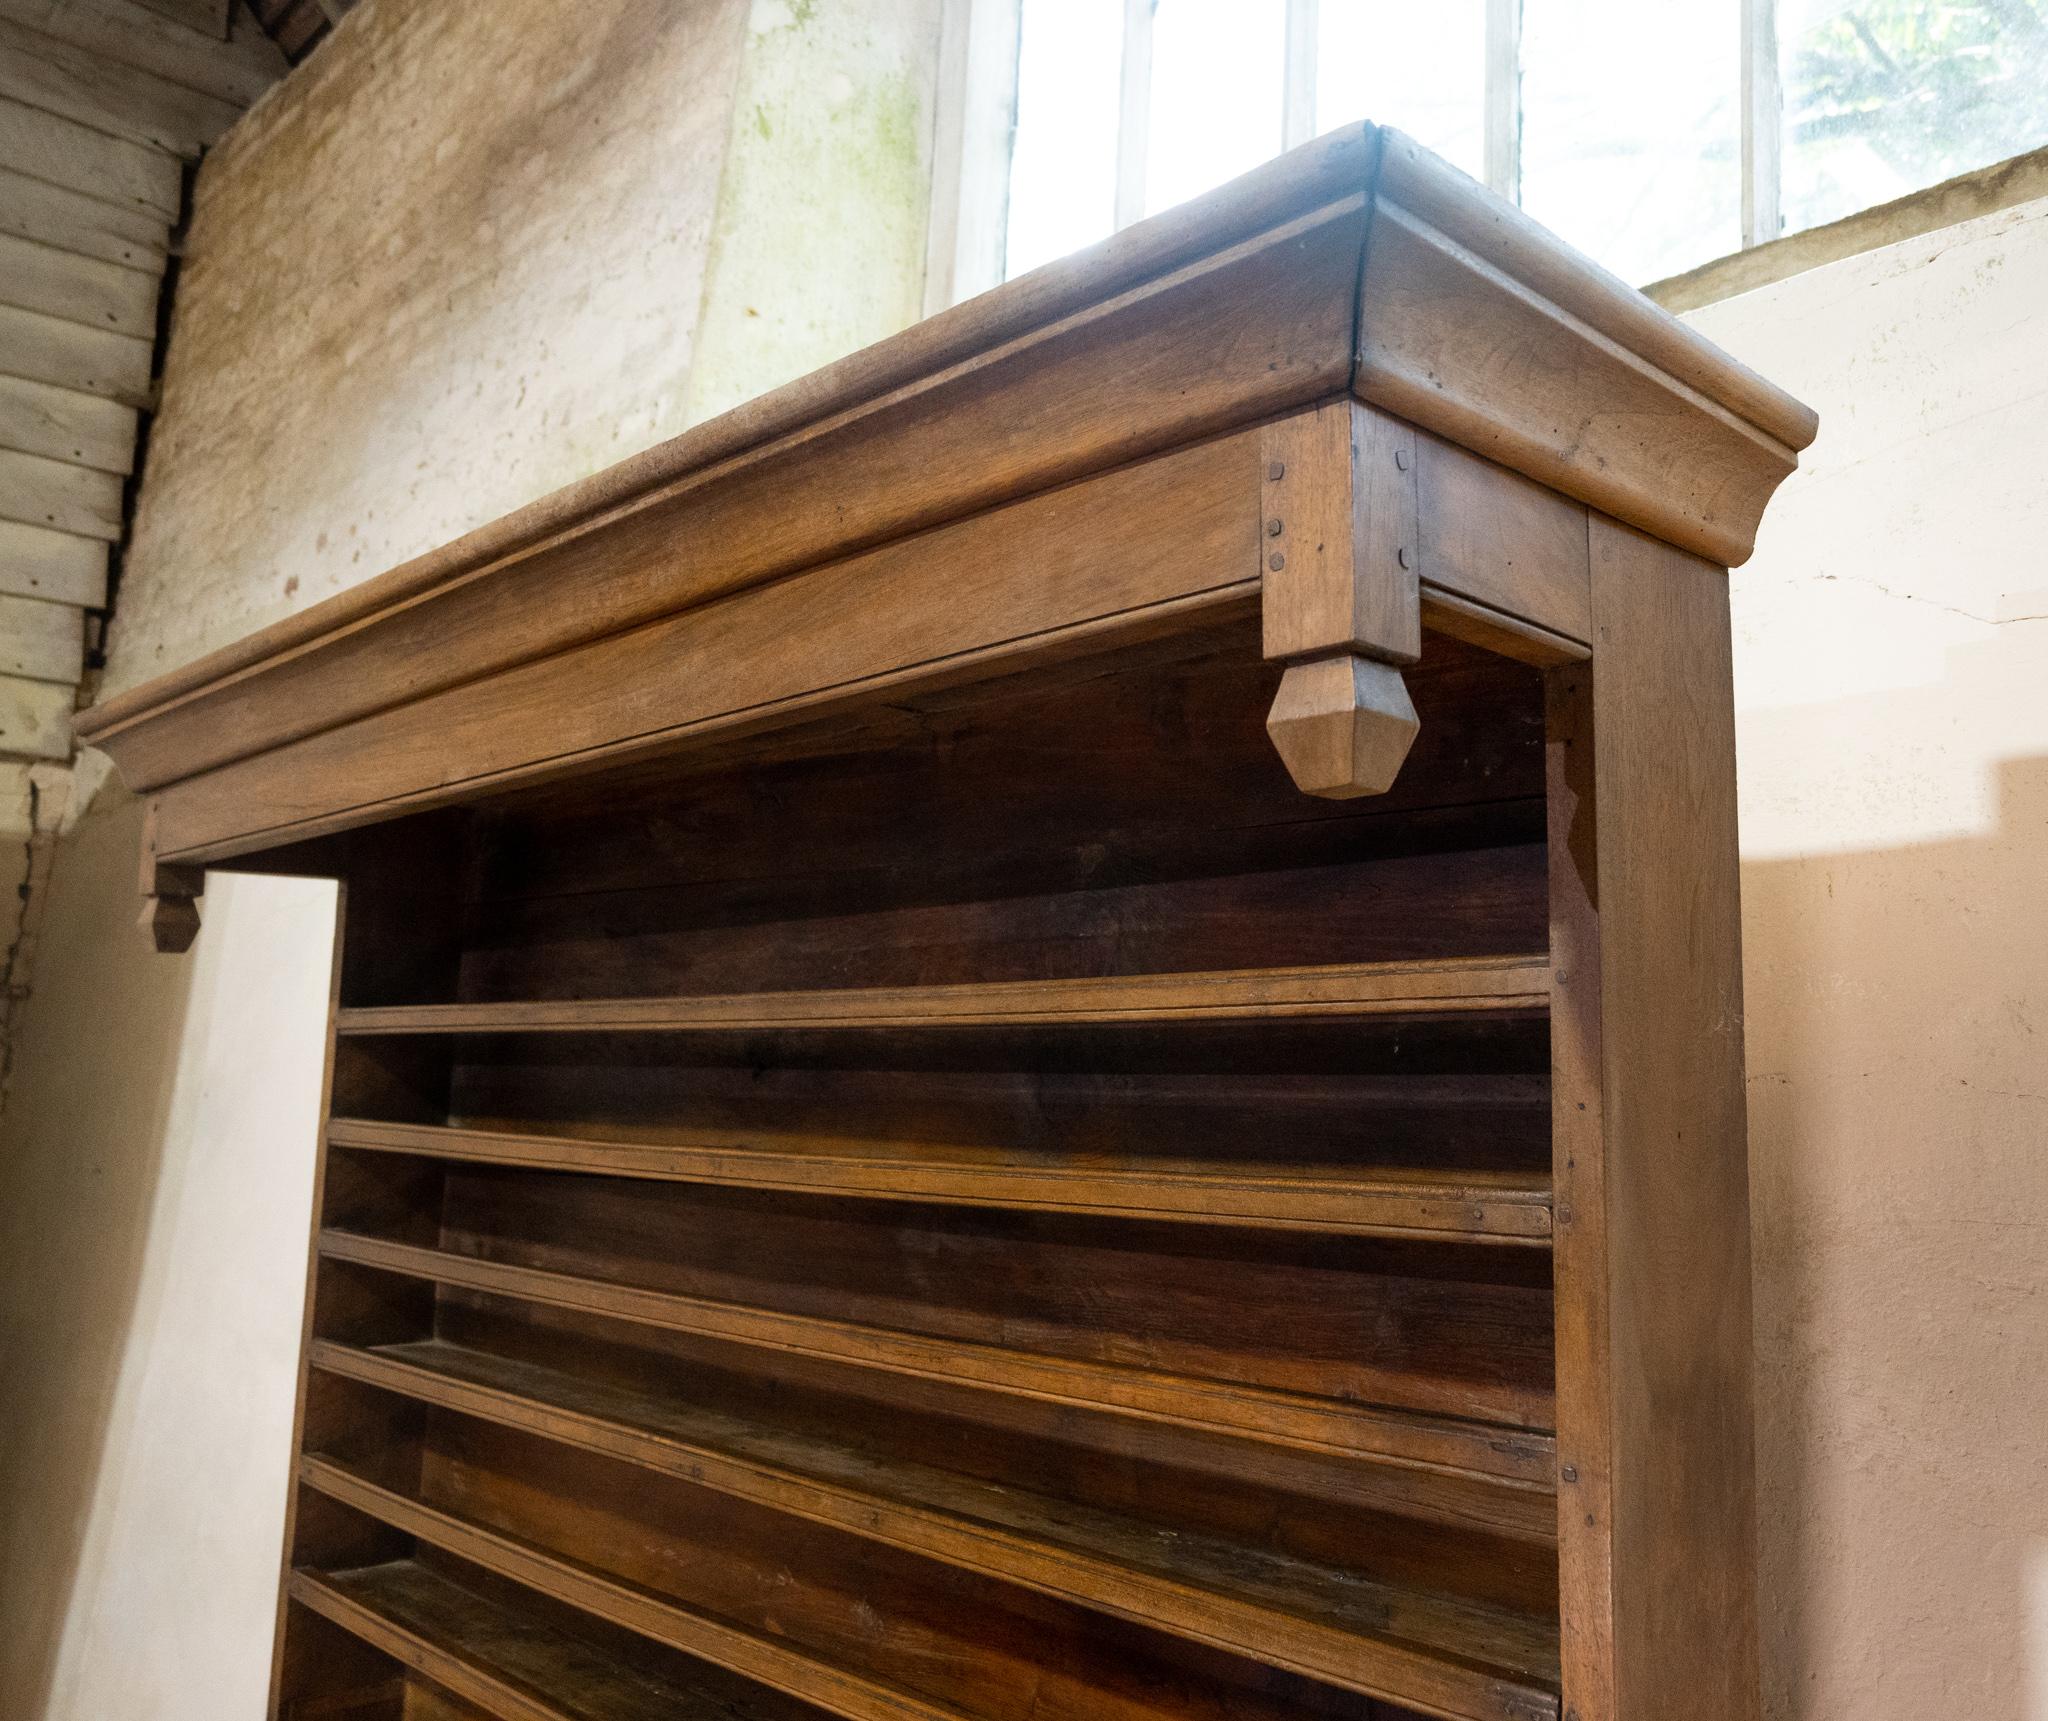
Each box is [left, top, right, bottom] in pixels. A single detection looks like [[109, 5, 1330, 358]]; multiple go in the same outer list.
[[1266, 653, 1419, 799]]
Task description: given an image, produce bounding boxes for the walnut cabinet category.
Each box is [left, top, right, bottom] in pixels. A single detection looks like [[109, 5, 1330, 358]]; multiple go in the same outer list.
[[79, 126, 1817, 1721]]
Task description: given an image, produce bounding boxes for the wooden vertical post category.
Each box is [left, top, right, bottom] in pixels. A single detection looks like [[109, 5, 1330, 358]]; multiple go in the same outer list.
[[1260, 399, 1422, 799], [1547, 517, 1760, 1721], [138, 798, 204, 952]]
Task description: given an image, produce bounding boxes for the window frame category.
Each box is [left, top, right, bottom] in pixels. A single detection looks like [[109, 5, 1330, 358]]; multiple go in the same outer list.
[[930, 0, 2043, 306]]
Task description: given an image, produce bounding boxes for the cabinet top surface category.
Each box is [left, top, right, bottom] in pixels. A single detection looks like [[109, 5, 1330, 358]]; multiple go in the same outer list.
[[79, 122, 1815, 818]]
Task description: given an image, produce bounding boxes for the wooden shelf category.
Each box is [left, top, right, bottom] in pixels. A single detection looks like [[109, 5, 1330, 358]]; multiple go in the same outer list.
[[312, 1336, 1562, 1720], [291, 1558, 818, 1721], [317, 1229, 1556, 1488], [297, 1457, 974, 1721], [327, 1117, 1554, 1245], [332, 956, 1552, 1036]]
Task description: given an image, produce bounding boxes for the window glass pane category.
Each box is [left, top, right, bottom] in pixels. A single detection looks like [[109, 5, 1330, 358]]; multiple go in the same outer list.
[[1316, 0, 1485, 182], [1782, 0, 2048, 235], [1520, 0, 1741, 285], [1146, 0, 1288, 215], [1005, 0, 1123, 277]]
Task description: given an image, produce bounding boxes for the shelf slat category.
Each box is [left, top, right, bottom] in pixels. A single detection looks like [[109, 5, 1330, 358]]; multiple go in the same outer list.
[[333, 955, 1552, 1036], [298, 1457, 974, 1721], [313, 1337, 1562, 1719], [291, 1558, 812, 1721], [327, 1117, 1553, 1244], [317, 1230, 1556, 1486]]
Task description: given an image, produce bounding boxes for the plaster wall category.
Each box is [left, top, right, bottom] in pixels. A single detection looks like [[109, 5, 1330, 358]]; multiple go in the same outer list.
[[0, 29, 2040, 1721], [1690, 197, 2048, 1721], [0, 0, 944, 1715]]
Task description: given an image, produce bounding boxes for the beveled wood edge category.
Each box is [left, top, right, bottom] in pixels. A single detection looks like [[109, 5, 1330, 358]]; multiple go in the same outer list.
[[79, 124, 1812, 807], [146, 577, 1264, 870], [327, 954, 1553, 1036], [1373, 134, 1815, 453], [303, 1339, 1564, 1712], [295, 1458, 979, 1721], [288, 1568, 583, 1721], [132, 404, 1606, 873], [76, 129, 1385, 751], [323, 1116, 1556, 1244], [315, 1229, 1559, 1486]]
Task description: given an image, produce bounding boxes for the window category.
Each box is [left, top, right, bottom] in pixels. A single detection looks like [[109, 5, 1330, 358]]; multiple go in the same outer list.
[[996, 0, 2048, 288], [1146, 0, 1288, 216], [1781, 0, 2048, 233], [1316, 1, 1487, 184], [1521, 0, 1741, 283], [1003, 0, 1122, 276]]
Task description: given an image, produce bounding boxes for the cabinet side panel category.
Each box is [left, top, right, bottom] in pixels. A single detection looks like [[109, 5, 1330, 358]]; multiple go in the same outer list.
[[1585, 520, 1758, 1720], [1546, 661, 1616, 1721]]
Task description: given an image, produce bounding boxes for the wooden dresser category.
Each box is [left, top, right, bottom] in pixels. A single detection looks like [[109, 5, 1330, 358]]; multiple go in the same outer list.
[[78, 125, 1815, 1721]]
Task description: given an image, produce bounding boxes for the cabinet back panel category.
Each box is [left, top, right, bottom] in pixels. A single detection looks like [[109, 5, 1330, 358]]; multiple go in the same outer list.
[[431, 1166, 1555, 1429]]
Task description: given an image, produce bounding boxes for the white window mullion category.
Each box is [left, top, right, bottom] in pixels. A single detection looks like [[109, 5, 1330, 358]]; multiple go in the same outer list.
[[1114, 0, 1156, 228], [923, 0, 1024, 314], [1741, 0, 1783, 247], [1282, 0, 1319, 150], [1483, 0, 1521, 200]]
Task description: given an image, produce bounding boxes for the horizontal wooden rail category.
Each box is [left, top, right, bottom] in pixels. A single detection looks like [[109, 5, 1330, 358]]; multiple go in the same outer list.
[[298, 1457, 970, 1721], [311, 1336, 1561, 1716], [326, 1117, 1554, 1245], [291, 1560, 780, 1721], [333, 955, 1552, 1036], [317, 1231, 1555, 1486]]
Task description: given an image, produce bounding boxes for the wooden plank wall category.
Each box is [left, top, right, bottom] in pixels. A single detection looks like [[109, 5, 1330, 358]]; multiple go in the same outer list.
[[0, 0, 283, 1041]]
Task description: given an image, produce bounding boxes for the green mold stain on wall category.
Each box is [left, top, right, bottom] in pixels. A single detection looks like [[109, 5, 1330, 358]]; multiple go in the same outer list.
[[684, 0, 942, 428]]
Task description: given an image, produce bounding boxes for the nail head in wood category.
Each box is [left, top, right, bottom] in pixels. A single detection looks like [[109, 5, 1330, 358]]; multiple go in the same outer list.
[[1265, 652, 1419, 799]]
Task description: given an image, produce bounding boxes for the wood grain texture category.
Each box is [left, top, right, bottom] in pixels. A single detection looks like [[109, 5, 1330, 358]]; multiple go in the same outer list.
[[0, 298, 153, 402], [101, 422, 1270, 798], [318, 1228, 1555, 1486], [0, 445, 125, 538], [80, 124, 1811, 836], [0, 227, 160, 335], [0, 518, 107, 605], [0, 669, 72, 757], [334, 957, 1551, 1036], [0, 14, 243, 153], [1358, 132, 1814, 569], [326, 1116, 1554, 1244], [0, 591, 83, 682], [82, 180, 1373, 779], [0, 371, 140, 472], [1575, 519, 1759, 1721], [1259, 399, 1420, 666], [0, 165, 170, 269], [1414, 433, 1590, 647], [0, 0, 286, 107], [298, 1458, 979, 1721], [310, 1338, 1561, 1714], [83, 128, 1379, 738], [291, 1560, 822, 1721], [0, 94, 182, 216]]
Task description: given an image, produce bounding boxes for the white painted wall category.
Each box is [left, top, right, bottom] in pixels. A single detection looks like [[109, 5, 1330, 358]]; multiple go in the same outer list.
[[1690, 196, 2048, 1719], [0, 804, 334, 1721]]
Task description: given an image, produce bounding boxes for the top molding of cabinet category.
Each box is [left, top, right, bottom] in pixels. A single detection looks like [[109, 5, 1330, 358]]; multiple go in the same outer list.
[[77, 123, 1816, 800]]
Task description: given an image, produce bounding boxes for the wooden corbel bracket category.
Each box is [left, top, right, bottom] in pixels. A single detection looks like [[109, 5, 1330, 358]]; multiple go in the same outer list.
[[139, 800, 203, 953], [1260, 400, 1421, 798]]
